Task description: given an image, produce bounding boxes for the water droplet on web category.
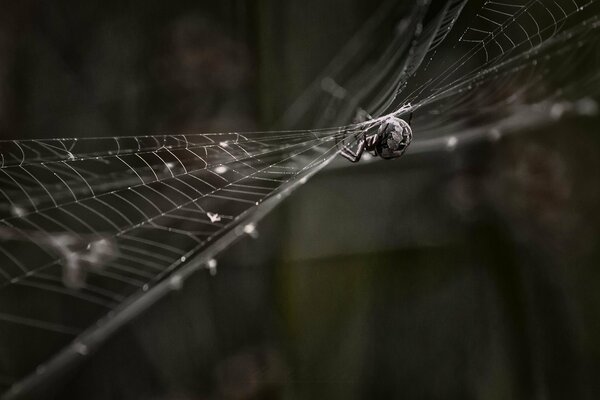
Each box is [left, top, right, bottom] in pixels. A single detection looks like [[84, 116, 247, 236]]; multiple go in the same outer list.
[[165, 162, 176, 169], [550, 102, 569, 119], [446, 136, 458, 149], [215, 165, 228, 174], [180, 256, 186, 262], [207, 212, 221, 223], [320, 77, 335, 91], [169, 274, 183, 290], [73, 342, 89, 356], [300, 177, 308, 184], [488, 129, 502, 141], [320, 77, 346, 98], [575, 97, 598, 116], [219, 141, 229, 147], [333, 87, 346, 99], [206, 259, 218, 276], [415, 23, 423, 35], [243, 223, 258, 239], [10, 205, 26, 217]]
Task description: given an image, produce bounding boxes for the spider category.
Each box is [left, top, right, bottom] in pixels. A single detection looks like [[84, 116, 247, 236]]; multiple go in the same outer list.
[[339, 114, 413, 162]]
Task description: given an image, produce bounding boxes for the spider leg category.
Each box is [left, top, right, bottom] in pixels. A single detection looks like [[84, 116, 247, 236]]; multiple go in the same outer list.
[[407, 112, 413, 126], [340, 138, 365, 163], [335, 126, 355, 153]]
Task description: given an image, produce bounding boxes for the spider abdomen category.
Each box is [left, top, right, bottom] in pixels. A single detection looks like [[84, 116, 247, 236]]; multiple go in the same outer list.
[[376, 117, 413, 159]]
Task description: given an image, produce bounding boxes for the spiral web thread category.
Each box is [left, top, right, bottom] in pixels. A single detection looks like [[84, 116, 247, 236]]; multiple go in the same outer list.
[[0, 128, 345, 394], [291, 0, 600, 151]]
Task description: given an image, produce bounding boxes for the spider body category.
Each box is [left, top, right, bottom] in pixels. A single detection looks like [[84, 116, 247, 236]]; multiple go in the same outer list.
[[340, 116, 413, 162]]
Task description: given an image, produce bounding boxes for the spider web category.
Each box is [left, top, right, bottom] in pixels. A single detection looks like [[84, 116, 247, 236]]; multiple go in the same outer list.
[[401, 0, 600, 150], [2, 0, 600, 396], [290, 0, 600, 152], [0, 128, 345, 395]]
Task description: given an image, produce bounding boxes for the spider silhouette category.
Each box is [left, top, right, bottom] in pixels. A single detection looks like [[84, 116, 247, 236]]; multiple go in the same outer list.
[[339, 113, 413, 162]]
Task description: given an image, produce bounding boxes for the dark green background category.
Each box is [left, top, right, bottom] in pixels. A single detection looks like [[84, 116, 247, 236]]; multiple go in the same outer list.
[[0, 1, 599, 399]]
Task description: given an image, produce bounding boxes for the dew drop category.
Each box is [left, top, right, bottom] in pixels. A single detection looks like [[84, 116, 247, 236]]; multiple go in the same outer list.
[[10, 205, 26, 217], [333, 87, 346, 99], [488, 129, 502, 142], [243, 223, 259, 239], [446, 136, 458, 149], [415, 23, 423, 35], [169, 274, 183, 290], [73, 342, 89, 356], [206, 259, 218, 276], [550, 102, 569, 119], [575, 97, 598, 116], [320, 77, 335, 91], [215, 165, 228, 174]]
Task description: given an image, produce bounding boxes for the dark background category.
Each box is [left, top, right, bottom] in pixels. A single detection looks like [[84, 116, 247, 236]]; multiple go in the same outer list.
[[1, 1, 600, 399]]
